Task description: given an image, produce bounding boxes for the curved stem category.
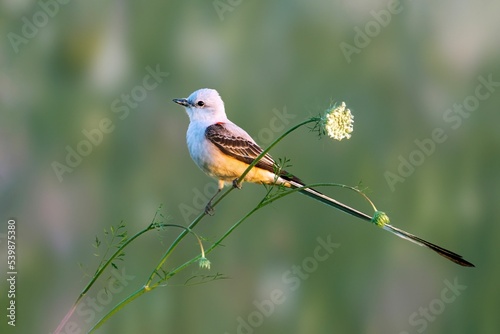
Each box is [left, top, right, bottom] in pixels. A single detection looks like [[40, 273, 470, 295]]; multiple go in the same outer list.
[[262, 182, 377, 212], [89, 181, 376, 333], [89, 287, 148, 333], [168, 205, 262, 277], [161, 224, 207, 258], [235, 118, 317, 184], [144, 118, 317, 287], [144, 211, 206, 287], [54, 209, 163, 334], [87, 117, 321, 332]]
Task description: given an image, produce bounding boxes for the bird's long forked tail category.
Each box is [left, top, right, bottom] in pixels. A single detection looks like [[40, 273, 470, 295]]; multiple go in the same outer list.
[[287, 180, 475, 267]]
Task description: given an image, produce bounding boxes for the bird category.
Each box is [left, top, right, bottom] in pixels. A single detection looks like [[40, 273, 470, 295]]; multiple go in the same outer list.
[[173, 88, 474, 267]]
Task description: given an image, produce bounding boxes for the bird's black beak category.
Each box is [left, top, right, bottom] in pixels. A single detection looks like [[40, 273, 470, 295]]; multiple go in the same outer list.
[[173, 98, 190, 107]]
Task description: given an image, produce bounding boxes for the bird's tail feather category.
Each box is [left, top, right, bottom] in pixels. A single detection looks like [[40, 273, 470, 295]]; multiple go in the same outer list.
[[380, 224, 474, 267], [286, 179, 475, 267], [292, 181, 372, 222]]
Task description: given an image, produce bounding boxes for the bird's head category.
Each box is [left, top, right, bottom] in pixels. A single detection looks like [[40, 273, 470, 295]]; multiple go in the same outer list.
[[173, 88, 227, 123]]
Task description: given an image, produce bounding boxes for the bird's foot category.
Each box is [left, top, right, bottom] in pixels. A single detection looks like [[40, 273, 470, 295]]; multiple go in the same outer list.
[[232, 179, 242, 189], [204, 203, 215, 216]]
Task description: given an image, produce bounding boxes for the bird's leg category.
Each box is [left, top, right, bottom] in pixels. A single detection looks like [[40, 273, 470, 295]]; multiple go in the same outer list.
[[232, 178, 242, 189], [205, 180, 224, 216], [204, 189, 220, 216]]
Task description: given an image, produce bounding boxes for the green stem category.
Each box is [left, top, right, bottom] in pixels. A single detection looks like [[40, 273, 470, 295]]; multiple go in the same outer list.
[[88, 117, 319, 332], [176, 182, 377, 273], [235, 118, 317, 185], [144, 117, 317, 287], [89, 287, 148, 332], [168, 205, 262, 278], [55, 209, 163, 334], [261, 182, 377, 211], [144, 211, 205, 287], [87, 223, 205, 333], [89, 180, 374, 333]]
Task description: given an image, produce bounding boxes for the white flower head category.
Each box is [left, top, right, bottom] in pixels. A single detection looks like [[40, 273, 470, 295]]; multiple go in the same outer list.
[[322, 102, 354, 141], [198, 256, 211, 270]]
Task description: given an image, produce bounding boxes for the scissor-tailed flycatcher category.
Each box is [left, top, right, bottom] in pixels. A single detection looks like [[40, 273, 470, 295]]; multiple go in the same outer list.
[[173, 88, 474, 267]]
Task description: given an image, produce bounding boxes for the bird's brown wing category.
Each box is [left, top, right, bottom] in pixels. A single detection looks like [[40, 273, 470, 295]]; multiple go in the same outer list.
[[205, 123, 276, 172]]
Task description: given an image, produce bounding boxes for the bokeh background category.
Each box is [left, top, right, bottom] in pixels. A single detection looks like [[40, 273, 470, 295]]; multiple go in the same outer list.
[[1, 0, 499, 333]]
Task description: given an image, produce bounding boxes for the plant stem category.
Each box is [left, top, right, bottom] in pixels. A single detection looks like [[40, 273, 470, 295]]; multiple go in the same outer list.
[[172, 182, 377, 275], [89, 287, 148, 332], [144, 211, 205, 287], [54, 209, 163, 334], [235, 118, 317, 184], [87, 117, 320, 332], [144, 117, 317, 287], [261, 182, 377, 211]]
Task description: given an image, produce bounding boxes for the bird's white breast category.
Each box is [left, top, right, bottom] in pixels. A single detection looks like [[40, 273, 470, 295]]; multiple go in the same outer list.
[[186, 121, 217, 175]]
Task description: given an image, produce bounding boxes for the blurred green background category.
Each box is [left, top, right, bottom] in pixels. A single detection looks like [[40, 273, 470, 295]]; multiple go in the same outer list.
[[1, 0, 499, 333]]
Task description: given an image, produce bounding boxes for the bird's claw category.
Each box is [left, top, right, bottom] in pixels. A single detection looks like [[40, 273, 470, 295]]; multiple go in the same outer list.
[[232, 179, 242, 189], [204, 203, 215, 216]]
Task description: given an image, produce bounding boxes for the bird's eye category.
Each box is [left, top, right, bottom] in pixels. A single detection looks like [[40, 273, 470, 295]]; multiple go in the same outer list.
[[196, 101, 205, 107]]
